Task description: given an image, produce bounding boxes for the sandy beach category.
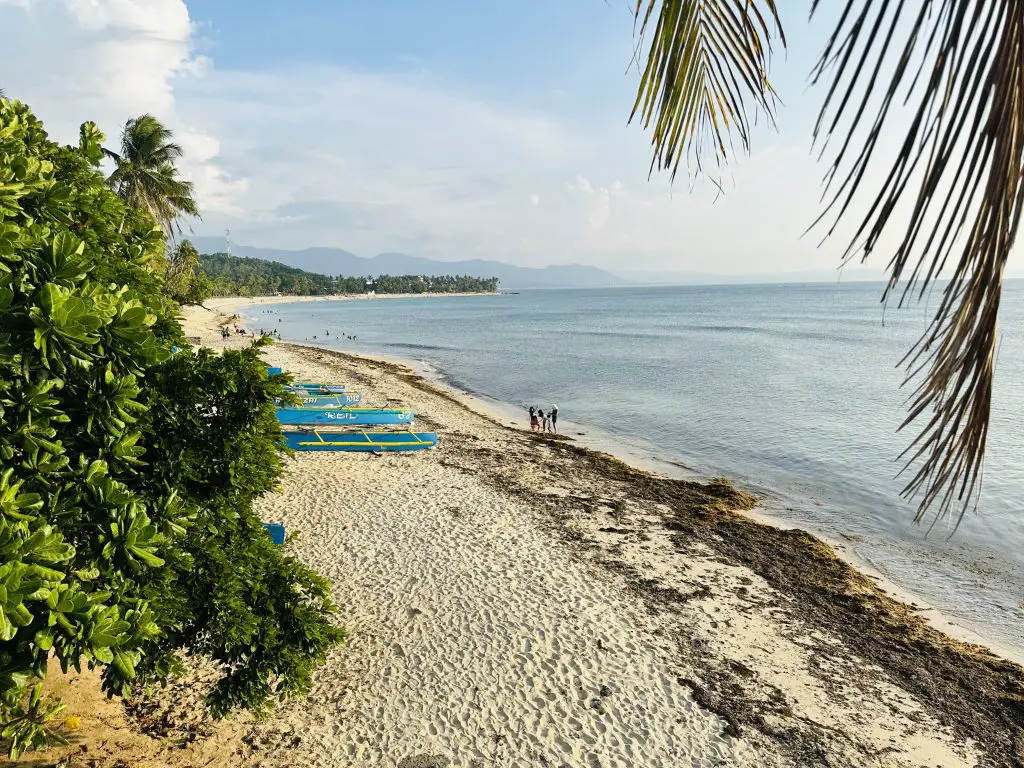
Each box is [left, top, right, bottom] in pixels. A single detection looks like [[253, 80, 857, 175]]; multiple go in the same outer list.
[[32, 301, 1024, 768]]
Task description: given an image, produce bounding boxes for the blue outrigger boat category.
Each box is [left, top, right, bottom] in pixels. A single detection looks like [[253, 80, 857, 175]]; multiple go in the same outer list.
[[284, 391, 363, 407], [276, 406, 413, 426], [283, 430, 438, 452], [288, 382, 348, 394]]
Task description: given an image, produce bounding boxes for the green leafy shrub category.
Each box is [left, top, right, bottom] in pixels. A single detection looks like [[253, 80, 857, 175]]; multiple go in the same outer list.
[[0, 100, 343, 757], [136, 341, 342, 716]]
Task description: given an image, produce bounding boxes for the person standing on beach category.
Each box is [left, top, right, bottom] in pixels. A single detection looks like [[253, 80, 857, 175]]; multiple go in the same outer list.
[[529, 406, 538, 431], [537, 409, 546, 433], [550, 405, 558, 433]]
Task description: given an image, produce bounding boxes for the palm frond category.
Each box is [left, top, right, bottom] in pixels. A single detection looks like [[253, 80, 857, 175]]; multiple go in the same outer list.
[[810, 0, 1024, 529], [104, 115, 199, 237], [630, 0, 786, 179]]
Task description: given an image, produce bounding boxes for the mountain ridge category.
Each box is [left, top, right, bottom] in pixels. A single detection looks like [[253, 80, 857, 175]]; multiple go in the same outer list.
[[187, 237, 624, 290]]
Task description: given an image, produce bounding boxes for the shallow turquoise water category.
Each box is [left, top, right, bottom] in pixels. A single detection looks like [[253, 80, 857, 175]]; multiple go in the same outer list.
[[250, 282, 1024, 657]]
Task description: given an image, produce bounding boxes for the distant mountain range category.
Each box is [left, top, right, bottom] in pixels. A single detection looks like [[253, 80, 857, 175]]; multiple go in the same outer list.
[[188, 237, 1022, 289], [187, 238, 624, 290]]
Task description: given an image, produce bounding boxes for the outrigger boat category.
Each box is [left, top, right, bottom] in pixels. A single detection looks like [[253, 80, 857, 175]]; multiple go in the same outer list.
[[283, 429, 438, 452], [283, 391, 363, 407], [288, 382, 348, 394], [276, 406, 413, 426]]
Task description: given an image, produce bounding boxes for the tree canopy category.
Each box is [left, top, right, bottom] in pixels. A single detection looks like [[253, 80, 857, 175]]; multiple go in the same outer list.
[[103, 115, 199, 239], [164, 240, 211, 306], [198, 252, 500, 297], [0, 100, 342, 758]]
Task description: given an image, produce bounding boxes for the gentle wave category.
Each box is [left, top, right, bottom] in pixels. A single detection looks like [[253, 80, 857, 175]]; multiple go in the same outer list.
[[384, 342, 463, 353]]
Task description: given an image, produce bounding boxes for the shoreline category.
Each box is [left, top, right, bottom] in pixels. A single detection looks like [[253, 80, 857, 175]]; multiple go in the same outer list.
[[316, 341, 1024, 666], [201, 291, 500, 314], [231, 296, 1023, 668], [156, 300, 1021, 766]]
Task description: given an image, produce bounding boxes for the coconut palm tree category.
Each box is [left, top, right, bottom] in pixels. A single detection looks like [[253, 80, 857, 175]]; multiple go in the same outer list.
[[630, 1, 1023, 529], [104, 114, 199, 237]]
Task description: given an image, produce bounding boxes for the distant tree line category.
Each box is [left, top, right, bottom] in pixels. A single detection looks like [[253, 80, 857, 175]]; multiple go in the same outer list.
[[197, 252, 499, 296]]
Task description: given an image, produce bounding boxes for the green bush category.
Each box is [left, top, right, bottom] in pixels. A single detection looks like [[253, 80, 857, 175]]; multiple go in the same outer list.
[[0, 100, 343, 757]]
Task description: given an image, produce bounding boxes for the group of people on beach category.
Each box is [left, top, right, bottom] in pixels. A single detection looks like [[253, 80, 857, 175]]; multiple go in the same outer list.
[[222, 325, 254, 339], [223, 325, 283, 340], [529, 405, 558, 433]]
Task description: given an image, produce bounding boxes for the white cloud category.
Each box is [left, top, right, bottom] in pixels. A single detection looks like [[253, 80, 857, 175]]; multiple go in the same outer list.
[[0, 0, 241, 215], [175, 128, 247, 215], [165, 64, 592, 258], [4, 0, 984, 276], [567, 176, 625, 231], [178, 129, 219, 163], [3, 0, 194, 117]]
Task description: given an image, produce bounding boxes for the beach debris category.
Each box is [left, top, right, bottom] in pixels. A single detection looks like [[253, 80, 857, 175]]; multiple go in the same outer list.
[[397, 754, 450, 768]]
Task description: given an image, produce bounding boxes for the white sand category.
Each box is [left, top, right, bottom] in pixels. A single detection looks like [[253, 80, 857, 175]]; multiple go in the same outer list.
[[258, 452, 753, 767]]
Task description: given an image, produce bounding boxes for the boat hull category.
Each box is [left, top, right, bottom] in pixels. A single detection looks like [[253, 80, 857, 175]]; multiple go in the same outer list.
[[283, 392, 363, 407], [276, 407, 413, 426], [281, 391, 362, 407], [283, 430, 438, 452]]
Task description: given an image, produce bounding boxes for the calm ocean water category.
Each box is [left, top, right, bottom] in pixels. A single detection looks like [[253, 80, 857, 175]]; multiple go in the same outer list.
[[250, 282, 1024, 658]]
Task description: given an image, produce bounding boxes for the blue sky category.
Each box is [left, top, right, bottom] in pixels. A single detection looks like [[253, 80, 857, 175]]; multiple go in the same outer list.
[[1, 0, 985, 276]]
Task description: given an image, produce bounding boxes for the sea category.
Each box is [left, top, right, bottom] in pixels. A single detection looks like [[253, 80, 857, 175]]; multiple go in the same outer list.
[[245, 281, 1024, 660]]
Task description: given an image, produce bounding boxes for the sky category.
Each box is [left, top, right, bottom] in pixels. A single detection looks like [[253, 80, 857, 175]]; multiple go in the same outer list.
[[1, 0, 1011, 276]]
